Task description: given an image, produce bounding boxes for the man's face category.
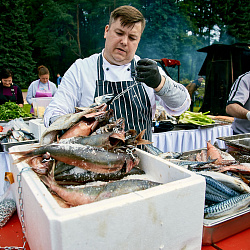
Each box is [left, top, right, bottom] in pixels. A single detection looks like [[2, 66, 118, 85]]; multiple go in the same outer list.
[[39, 74, 49, 84], [103, 17, 142, 65], [198, 77, 204, 83], [2, 77, 12, 87]]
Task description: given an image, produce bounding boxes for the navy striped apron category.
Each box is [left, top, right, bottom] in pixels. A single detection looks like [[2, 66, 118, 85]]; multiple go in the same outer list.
[[94, 54, 152, 141]]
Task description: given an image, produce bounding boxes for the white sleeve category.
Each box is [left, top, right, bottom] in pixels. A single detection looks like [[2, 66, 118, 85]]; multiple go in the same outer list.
[[151, 67, 191, 116], [44, 63, 80, 127], [156, 75, 191, 114], [44, 56, 98, 127]]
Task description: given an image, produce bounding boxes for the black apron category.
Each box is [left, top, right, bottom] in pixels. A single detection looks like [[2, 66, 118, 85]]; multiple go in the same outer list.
[[0, 84, 17, 105], [94, 54, 152, 141]]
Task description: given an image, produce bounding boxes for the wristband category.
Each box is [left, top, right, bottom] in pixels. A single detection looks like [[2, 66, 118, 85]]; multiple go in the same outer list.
[[246, 111, 250, 121]]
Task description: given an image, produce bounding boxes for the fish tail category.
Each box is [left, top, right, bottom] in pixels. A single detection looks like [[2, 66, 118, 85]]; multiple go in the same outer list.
[[136, 129, 152, 145], [9, 149, 37, 164], [136, 129, 145, 141]]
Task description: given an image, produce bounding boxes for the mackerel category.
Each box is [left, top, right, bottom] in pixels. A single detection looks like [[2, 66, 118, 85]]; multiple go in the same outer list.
[[202, 175, 240, 197], [204, 193, 250, 219], [167, 159, 215, 168], [205, 184, 231, 200], [199, 171, 250, 194], [205, 192, 228, 205]]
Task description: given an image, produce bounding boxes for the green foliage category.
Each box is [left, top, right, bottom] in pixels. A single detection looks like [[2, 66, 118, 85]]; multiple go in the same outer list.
[[0, 0, 249, 86], [0, 101, 32, 120], [0, 0, 36, 88]]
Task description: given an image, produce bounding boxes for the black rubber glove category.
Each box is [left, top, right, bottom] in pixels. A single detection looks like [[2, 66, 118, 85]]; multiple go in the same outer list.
[[135, 58, 162, 89]]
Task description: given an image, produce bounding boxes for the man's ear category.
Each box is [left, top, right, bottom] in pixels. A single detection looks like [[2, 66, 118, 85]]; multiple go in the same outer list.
[[104, 25, 109, 38]]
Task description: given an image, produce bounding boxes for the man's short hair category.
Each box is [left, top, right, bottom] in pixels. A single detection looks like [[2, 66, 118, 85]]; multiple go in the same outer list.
[[109, 5, 146, 34]]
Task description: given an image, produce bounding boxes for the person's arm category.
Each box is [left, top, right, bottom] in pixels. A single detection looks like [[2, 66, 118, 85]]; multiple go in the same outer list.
[[226, 103, 250, 120], [226, 73, 250, 121], [136, 59, 190, 115], [51, 82, 58, 96], [26, 81, 37, 105]]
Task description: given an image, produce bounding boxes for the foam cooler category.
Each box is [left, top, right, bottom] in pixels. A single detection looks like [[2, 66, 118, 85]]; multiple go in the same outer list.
[[29, 119, 46, 141], [9, 144, 206, 250]]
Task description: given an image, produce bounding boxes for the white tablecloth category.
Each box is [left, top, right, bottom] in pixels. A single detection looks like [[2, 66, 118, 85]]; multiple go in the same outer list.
[[0, 152, 10, 196], [152, 125, 233, 153]]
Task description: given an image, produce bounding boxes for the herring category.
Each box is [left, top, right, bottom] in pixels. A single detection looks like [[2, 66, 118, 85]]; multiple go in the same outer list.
[[11, 143, 139, 174], [40, 175, 161, 207]]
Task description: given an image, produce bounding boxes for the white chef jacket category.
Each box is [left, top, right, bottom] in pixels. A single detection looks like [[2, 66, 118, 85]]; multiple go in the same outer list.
[[44, 50, 190, 127]]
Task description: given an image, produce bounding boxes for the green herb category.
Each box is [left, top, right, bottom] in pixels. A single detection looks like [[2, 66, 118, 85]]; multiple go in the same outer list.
[[179, 111, 215, 125], [0, 101, 32, 121]]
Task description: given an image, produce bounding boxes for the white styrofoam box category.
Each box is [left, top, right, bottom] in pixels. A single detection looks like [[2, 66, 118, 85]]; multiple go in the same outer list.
[[9, 144, 206, 250], [29, 119, 46, 141]]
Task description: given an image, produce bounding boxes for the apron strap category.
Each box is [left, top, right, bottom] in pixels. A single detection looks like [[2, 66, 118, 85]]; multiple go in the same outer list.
[[97, 54, 104, 81]]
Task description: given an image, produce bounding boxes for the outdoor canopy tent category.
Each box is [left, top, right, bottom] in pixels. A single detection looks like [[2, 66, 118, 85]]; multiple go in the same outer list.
[[198, 43, 250, 115]]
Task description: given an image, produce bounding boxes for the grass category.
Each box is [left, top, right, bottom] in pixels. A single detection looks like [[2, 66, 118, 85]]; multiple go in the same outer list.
[[23, 104, 31, 113]]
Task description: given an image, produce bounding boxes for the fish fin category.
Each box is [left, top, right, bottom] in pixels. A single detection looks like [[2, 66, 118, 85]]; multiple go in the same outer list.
[[40, 160, 56, 188], [136, 129, 146, 141], [110, 132, 125, 142], [39, 175, 53, 188], [135, 129, 153, 145]]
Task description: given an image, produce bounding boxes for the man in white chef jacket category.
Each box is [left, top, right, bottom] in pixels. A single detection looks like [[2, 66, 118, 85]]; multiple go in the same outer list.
[[44, 5, 190, 141]]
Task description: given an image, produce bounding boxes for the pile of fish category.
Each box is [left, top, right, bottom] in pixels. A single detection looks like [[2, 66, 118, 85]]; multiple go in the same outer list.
[[0, 129, 35, 143], [11, 96, 161, 208], [145, 142, 250, 220]]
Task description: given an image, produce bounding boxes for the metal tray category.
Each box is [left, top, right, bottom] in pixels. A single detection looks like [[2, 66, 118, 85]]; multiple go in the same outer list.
[[179, 147, 250, 245], [202, 207, 250, 245], [217, 133, 250, 154], [0, 139, 38, 152]]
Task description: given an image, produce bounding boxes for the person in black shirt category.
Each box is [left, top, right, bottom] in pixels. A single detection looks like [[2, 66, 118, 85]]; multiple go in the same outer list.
[[0, 68, 24, 107]]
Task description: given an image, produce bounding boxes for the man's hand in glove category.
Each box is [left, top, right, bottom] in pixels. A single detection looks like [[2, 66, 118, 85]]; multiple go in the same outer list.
[[135, 58, 163, 89]]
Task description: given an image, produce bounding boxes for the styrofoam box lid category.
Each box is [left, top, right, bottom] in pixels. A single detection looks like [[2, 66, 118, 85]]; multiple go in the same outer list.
[[9, 144, 206, 250]]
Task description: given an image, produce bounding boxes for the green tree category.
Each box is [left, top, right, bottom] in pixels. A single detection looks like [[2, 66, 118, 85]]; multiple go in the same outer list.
[[23, 0, 81, 81], [215, 0, 250, 43], [0, 0, 36, 88]]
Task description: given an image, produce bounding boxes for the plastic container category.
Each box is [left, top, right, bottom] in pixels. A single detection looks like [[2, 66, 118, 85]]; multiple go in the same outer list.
[[31, 97, 52, 118], [9, 145, 206, 250]]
